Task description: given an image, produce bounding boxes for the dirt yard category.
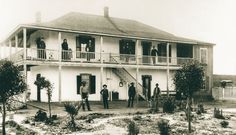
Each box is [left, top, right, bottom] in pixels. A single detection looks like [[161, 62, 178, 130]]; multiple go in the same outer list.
[[1, 100, 236, 135]]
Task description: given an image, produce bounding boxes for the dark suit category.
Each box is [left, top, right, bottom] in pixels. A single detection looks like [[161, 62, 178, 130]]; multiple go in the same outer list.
[[100, 89, 109, 109], [128, 85, 136, 107]]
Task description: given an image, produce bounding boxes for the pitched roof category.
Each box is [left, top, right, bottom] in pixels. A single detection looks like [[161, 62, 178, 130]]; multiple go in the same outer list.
[[24, 12, 214, 45]]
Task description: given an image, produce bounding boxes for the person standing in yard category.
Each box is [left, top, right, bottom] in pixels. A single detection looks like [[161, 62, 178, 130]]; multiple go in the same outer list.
[[151, 46, 159, 64], [100, 84, 109, 109], [153, 83, 161, 112], [128, 82, 136, 108], [80, 81, 92, 111]]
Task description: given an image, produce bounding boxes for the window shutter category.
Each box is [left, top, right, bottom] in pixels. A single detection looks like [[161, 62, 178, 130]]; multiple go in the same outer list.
[[90, 75, 96, 94], [77, 75, 81, 94]]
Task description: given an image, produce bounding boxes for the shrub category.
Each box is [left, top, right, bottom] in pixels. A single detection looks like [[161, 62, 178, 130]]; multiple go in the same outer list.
[[220, 120, 229, 128], [127, 121, 139, 135], [163, 98, 175, 113], [64, 102, 81, 131], [214, 108, 225, 119], [158, 119, 171, 135], [34, 110, 48, 122], [196, 104, 206, 115]]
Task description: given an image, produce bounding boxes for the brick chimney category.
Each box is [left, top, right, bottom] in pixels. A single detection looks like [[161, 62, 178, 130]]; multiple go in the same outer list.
[[104, 6, 109, 17]]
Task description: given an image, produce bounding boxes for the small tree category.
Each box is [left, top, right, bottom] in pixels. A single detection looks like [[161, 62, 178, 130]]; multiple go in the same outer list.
[[64, 102, 81, 131], [34, 76, 53, 119], [0, 61, 27, 135], [173, 60, 204, 133]]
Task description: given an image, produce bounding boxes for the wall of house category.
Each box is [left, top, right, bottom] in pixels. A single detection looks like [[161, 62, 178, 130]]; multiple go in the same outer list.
[[28, 65, 129, 102], [28, 65, 177, 102], [28, 30, 178, 59]]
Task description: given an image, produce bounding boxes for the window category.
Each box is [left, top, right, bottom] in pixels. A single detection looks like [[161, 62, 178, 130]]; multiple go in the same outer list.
[[157, 43, 171, 62], [76, 36, 95, 58], [77, 74, 96, 94], [119, 39, 135, 55], [200, 48, 208, 64], [177, 44, 193, 58]]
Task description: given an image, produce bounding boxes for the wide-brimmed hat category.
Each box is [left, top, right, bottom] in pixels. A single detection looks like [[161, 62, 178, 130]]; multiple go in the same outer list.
[[130, 82, 135, 85], [103, 84, 107, 87], [156, 83, 159, 86]]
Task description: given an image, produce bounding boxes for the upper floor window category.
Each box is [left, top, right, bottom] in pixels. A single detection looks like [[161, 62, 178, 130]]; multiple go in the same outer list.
[[119, 39, 135, 55], [177, 44, 193, 58], [76, 36, 95, 58], [200, 48, 208, 64], [158, 43, 171, 57]]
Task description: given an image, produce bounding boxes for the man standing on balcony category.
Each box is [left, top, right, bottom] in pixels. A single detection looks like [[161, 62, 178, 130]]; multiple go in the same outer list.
[[61, 39, 69, 60], [128, 82, 136, 108], [36, 37, 46, 59], [151, 46, 159, 64], [153, 83, 161, 112], [85, 40, 92, 61]]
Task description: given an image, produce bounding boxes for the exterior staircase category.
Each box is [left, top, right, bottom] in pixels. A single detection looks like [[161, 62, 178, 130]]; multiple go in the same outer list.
[[112, 68, 147, 101]]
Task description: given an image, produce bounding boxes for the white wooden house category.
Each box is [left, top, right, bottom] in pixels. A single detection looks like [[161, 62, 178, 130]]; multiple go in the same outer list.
[[0, 8, 214, 102]]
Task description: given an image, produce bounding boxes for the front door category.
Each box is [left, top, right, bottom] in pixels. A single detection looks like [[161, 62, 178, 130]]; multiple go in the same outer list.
[[142, 41, 151, 64], [142, 75, 152, 100]]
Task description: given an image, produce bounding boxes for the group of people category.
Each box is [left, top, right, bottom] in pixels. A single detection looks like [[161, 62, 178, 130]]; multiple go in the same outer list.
[[35, 37, 73, 60], [79, 81, 161, 112]]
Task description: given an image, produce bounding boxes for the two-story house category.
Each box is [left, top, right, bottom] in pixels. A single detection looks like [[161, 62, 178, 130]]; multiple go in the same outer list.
[[0, 8, 214, 102]]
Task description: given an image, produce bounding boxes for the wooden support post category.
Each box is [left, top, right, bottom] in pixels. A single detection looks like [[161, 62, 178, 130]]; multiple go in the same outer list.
[[15, 35, 18, 52], [100, 36, 103, 64], [136, 68, 139, 104], [166, 43, 170, 97], [23, 28, 27, 102], [58, 32, 62, 102], [100, 36, 104, 101], [9, 40, 12, 60]]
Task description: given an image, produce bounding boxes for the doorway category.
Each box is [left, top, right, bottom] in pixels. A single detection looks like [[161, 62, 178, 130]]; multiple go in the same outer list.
[[142, 75, 152, 100], [142, 41, 151, 64]]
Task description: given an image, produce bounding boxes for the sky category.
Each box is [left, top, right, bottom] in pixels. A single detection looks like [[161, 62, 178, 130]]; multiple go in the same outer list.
[[0, 0, 236, 75]]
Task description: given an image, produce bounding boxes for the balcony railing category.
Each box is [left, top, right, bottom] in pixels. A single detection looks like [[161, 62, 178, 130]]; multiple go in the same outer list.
[[6, 48, 195, 66]]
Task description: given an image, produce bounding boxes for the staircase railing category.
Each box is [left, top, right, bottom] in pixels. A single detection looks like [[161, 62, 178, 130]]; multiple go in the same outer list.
[[110, 57, 148, 100]]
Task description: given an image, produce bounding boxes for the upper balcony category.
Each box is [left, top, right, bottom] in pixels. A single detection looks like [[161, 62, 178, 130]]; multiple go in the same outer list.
[[8, 48, 195, 68]]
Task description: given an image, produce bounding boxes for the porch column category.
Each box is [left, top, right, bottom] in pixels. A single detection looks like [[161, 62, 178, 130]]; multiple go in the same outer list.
[[136, 67, 139, 104], [23, 28, 27, 102], [100, 36, 104, 99], [58, 32, 62, 102], [9, 40, 12, 60], [166, 43, 170, 97], [15, 35, 18, 53], [135, 40, 139, 64], [100, 36, 103, 64]]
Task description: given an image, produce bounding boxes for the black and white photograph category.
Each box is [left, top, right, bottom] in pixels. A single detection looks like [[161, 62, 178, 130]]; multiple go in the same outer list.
[[0, 0, 236, 134]]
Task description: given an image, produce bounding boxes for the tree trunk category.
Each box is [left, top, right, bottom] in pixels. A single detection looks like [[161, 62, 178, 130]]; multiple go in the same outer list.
[[2, 101, 6, 135], [187, 97, 191, 133]]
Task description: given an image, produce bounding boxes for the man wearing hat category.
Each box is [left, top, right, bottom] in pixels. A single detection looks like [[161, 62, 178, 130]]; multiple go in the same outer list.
[[100, 84, 109, 109], [80, 81, 92, 111], [128, 82, 136, 108], [153, 83, 161, 112]]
